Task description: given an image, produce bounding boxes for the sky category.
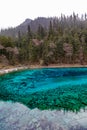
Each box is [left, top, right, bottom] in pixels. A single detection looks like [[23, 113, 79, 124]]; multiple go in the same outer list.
[[0, 0, 87, 29]]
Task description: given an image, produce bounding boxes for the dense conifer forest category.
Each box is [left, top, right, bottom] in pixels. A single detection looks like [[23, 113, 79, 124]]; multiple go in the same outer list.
[[0, 13, 87, 66]]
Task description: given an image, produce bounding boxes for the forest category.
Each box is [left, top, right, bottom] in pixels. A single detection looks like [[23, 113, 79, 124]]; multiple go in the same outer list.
[[0, 13, 87, 66]]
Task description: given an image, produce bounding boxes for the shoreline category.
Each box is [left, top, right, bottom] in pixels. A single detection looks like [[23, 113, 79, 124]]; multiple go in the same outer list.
[[0, 64, 87, 75], [0, 101, 87, 129], [29, 64, 87, 69], [0, 66, 28, 75]]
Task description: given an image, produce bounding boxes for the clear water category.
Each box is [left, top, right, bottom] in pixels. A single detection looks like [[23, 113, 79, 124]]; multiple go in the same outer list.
[[0, 67, 87, 111]]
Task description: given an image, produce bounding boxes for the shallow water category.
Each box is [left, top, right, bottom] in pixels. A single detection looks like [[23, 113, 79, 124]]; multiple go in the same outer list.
[[0, 67, 87, 111]]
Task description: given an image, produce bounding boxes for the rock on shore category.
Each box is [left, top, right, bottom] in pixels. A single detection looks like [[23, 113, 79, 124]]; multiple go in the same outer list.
[[0, 101, 87, 130], [0, 66, 28, 75]]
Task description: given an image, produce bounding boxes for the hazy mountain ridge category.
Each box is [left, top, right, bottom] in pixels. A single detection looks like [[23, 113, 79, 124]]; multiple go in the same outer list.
[[0, 17, 54, 38]]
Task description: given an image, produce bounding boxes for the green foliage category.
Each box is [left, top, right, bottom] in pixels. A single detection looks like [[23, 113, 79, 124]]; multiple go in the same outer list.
[[1, 13, 87, 65], [0, 36, 14, 47]]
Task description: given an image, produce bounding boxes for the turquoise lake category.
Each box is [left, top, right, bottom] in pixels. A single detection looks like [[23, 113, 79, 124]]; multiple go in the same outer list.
[[0, 67, 87, 111]]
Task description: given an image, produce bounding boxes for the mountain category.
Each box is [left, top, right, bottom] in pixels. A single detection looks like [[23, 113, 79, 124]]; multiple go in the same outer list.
[[0, 17, 54, 38], [19, 18, 32, 26]]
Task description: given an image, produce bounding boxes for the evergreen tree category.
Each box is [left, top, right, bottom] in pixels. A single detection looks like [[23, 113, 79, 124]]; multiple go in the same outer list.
[[27, 25, 32, 42], [37, 24, 46, 39]]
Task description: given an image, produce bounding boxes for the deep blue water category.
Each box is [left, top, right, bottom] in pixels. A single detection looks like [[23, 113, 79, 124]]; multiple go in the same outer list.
[[0, 67, 87, 110], [0, 67, 87, 94]]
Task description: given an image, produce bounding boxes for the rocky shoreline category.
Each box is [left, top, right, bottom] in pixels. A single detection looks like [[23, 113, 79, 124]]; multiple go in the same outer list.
[[0, 101, 87, 130], [0, 66, 28, 75], [0, 64, 87, 75]]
